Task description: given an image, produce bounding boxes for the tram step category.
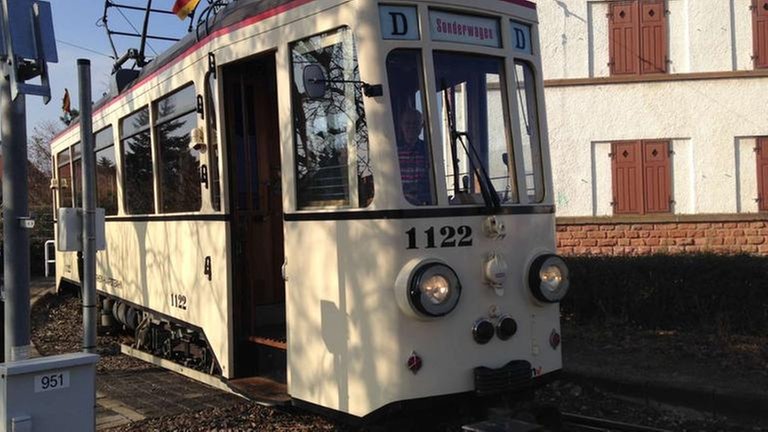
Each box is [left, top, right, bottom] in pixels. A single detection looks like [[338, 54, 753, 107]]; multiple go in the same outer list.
[[228, 376, 290, 406], [243, 335, 286, 382], [248, 335, 286, 350]]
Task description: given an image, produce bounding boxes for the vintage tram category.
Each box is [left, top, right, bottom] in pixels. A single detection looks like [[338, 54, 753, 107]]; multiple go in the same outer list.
[[50, 0, 569, 419]]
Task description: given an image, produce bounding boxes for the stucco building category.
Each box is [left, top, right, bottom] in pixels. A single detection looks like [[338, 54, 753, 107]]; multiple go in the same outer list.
[[535, 0, 768, 254]]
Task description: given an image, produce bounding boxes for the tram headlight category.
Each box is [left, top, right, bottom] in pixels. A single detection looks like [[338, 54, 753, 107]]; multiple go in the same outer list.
[[528, 254, 570, 303], [408, 263, 461, 318]]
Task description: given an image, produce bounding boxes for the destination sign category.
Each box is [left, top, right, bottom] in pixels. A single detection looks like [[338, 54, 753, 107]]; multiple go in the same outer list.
[[429, 10, 500, 48]]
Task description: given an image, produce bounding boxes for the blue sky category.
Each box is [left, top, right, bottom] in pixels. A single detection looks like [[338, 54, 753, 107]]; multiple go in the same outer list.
[[26, 0, 191, 131]]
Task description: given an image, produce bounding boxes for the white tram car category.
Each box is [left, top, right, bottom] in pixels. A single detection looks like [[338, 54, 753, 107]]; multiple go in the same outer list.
[[51, 0, 570, 419]]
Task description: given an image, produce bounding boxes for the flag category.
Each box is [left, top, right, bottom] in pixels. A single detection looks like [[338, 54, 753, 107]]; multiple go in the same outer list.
[[172, 0, 201, 20], [62, 89, 71, 115]]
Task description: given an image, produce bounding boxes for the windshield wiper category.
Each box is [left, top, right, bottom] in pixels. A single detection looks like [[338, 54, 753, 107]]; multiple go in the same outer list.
[[442, 83, 500, 210]]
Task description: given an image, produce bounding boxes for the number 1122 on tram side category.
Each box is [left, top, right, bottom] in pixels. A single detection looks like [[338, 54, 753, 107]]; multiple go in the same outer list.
[[50, 0, 570, 420]]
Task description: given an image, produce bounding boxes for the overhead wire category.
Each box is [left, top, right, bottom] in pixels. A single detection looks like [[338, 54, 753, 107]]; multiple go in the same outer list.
[[115, 5, 159, 56], [56, 39, 115, 59]]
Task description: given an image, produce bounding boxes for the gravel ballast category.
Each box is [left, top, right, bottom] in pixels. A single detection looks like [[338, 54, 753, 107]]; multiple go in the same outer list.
[[31, 292, 766, 431]]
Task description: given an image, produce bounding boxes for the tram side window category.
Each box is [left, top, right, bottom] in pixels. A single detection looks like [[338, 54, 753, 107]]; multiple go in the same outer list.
[[72, 143, 82, 208], [514, 61, 544, 203], [155, 84, 202, 213], [56, 148, 73, 208], [94, 126, 118, 216], [386, 49, 436, 206], [121, 107, 155, 215], [290, 27, 374, 208], [205, 72, 222, 212]]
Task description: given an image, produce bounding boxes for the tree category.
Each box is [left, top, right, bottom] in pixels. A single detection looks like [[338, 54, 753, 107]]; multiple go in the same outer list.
[[28, 120, 60, 176]]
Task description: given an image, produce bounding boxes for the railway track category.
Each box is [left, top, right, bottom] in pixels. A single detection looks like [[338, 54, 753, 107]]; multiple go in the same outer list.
[[463, 411, 671, 432], [562, 412, 671, 432]]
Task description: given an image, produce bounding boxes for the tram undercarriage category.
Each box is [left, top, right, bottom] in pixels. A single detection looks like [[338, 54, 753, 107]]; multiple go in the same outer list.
[[95, 288, 291, 404], [96, 290, 221, 375]]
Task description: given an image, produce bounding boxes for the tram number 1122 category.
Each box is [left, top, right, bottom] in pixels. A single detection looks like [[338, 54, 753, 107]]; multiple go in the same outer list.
[[406, 225, 473, 250]]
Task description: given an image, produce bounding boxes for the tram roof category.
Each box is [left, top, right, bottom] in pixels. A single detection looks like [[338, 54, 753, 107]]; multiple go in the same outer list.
[[52, 0, 305, 144], [129, 0, 300, 92], [103, 0, 298, 107], [53, 0, 535, 145]]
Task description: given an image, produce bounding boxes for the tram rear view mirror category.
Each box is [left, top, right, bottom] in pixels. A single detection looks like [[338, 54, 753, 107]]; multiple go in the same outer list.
[[303, 64, 327, 99], [502, 152, 509, 167]]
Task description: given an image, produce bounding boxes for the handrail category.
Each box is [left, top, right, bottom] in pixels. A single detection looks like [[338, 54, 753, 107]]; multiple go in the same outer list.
[[44, 240, 56, 278]]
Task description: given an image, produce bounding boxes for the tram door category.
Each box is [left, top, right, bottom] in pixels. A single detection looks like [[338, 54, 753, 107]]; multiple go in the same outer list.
[[224, 53, 286, 380]]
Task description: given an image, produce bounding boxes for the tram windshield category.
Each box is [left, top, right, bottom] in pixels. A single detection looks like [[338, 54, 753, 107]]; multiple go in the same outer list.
[[388, 51, 517, 207], [434, 52, 515, 206]]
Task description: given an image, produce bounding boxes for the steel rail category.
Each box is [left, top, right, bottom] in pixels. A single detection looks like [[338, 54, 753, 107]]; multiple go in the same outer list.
[[562, 412, 671, 432]]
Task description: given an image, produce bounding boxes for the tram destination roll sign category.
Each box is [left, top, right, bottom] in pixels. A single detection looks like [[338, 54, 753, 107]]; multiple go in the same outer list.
[[429, 10, 500, 48]]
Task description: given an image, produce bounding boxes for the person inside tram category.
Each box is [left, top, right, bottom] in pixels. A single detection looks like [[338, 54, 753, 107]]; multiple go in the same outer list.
[[396, 107, 432, 205]]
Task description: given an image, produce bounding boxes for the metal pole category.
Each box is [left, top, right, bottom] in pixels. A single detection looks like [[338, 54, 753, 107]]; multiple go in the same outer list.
[[78, 59, 97, 354], [2, 71, 30, 362], [137, 0, 153, 66]]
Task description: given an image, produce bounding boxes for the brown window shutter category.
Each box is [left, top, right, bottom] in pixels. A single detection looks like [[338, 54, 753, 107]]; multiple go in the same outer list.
[[639, 0, 668, 74], [642, 140, 671, 213], [754, 0, 768, 68], [609, 1, 640, 75], [612, 141, 644, 214], [757, 137, 768, 211]]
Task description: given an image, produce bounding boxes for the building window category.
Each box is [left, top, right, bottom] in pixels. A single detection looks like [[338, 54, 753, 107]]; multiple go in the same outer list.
[[611, 140, 671, 214], [94, 127, 118, 216], [155, 84, 202, 213], [754, 0, 768, 68], [609, 0, 667, 76], [290, 27, 374, 209], [757, 137, 768, 211], [121, 107, 155, 215]]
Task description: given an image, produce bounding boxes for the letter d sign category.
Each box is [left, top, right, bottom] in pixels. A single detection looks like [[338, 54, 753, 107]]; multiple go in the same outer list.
[[511, 22, 532, 54], [514, 28, 526, 50], [391, 12, 408, 35], [380, 5, 418, 40]]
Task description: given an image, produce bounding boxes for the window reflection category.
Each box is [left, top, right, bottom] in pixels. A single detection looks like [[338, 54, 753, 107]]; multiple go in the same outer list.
[[121, 107, 155, 215], [291, 27, 374, 208], [94, 127, 118, 216], [156, 87, 201, 214]]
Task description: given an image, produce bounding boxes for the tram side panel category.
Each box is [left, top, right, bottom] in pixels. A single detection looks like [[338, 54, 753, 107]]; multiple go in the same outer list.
[[284, 213, 561, 418], [55, 220, 233, 378]]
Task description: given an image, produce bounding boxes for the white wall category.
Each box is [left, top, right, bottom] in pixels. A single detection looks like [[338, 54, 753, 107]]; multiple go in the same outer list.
[[546, 78, 768, 216], [535, 0, 766, 217], [536, 0, 755, 79]]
